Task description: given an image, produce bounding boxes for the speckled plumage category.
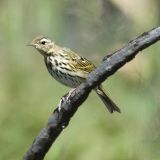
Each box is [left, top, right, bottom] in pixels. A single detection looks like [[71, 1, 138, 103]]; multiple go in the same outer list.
[[29, 36, 120, 113]]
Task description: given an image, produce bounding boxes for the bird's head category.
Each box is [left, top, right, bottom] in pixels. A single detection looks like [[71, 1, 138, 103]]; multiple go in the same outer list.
[[28, 36, 55, 56]]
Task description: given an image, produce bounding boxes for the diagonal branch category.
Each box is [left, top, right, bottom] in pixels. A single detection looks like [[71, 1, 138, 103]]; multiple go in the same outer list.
[[23, 27, 160, 160]]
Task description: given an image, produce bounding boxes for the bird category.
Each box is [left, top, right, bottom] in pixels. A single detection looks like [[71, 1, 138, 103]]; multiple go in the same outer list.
[[28, 36, 120, 113]]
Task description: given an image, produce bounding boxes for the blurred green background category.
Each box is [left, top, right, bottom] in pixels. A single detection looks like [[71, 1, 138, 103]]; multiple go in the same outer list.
[[0, 0, 160, 159]]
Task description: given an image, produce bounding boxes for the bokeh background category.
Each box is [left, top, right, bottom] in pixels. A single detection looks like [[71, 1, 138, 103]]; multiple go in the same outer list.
[[0, 0, 160, 159]]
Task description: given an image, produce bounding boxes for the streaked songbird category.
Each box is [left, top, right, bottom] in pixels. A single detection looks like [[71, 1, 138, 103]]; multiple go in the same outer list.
[[28, 36, 120, 113]]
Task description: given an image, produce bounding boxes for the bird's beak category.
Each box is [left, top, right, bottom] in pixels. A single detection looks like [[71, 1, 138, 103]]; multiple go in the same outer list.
[[26, 42, 34, 47]]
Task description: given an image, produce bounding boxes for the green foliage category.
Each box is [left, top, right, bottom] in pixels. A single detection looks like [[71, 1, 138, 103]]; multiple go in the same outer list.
[[0, 0, 160, 160]]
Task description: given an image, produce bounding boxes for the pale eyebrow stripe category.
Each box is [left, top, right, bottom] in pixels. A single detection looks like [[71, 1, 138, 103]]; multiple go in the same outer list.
[[40, 38, 50, 42]]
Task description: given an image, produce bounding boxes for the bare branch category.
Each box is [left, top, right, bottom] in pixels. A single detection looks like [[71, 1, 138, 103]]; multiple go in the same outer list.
[[23, 27, 160, 160]]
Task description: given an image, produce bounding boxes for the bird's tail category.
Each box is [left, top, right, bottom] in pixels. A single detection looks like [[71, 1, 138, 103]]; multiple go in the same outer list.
[[95, 86, 121, 113]]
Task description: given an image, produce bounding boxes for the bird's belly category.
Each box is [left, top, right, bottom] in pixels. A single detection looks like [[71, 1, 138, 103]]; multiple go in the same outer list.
[[48, 67, 85, 88], [44, 56, 86, 88]]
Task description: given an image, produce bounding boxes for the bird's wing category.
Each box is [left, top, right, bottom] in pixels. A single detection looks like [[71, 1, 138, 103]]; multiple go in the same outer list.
[[63, 48, 96, 73]]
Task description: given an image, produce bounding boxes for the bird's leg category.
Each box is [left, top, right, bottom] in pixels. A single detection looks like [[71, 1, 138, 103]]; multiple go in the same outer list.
[[58, 89, 75, 112], [66, 88, 76, 102], [58, 96, 65, 112], [58, 92, 69, 112]]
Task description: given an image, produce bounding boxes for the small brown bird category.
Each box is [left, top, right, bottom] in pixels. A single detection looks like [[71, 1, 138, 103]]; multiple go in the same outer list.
[[29, 36, 120, 113]]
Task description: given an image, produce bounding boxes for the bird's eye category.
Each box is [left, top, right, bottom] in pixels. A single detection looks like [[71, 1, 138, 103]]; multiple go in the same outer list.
[[41, 41, 46, 45]]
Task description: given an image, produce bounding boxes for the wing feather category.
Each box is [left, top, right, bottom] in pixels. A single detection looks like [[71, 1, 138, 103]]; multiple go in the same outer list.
[[63, 48, 95, 73]]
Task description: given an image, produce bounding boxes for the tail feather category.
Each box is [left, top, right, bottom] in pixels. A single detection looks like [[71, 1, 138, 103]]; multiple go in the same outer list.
[[95, 86, 121, 113]]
